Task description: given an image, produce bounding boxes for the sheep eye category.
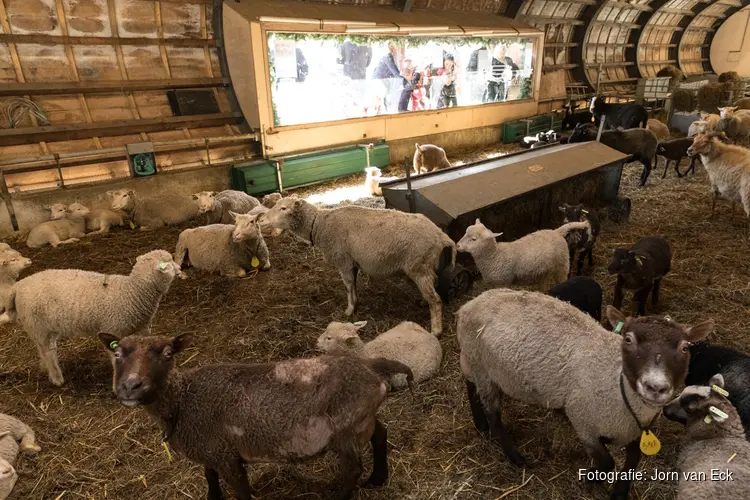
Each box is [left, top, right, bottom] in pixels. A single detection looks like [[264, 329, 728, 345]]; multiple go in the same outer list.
[[681, 344, 689, 353], [471, 237, 477, 241], [326, 337, 332, 341], [624, 334, 633, 344], [281, 207, 287, 211]]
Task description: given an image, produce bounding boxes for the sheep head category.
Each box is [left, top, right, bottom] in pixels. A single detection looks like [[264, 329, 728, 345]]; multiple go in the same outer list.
[[317, 321, 367, 354], [109, 189, 136, 212], [456, 219, 502, 254], [193, 191, 218, 214], [45, 203, 68, 220]]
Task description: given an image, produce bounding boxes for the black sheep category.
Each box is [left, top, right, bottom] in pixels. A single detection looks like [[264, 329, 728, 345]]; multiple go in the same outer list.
[[562, 103, 595, 130], [589, 97, 648, 130], [656, 137, 697, 178], [686, 342, 750, 440], [558, 203, 600, 275], [546, 276, 602, 321], [608, 235, 672, 316]]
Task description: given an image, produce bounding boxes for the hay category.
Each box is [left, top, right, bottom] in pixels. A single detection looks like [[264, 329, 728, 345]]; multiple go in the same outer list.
[[2, 144, 749, 499]]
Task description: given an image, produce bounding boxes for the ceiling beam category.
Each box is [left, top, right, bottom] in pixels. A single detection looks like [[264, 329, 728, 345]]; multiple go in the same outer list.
[[571, 0, 612, 92], [631, 0, 677, 79], [0, 34, 216, 47]]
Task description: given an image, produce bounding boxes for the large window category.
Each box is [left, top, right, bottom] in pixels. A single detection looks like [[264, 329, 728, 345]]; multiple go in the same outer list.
[[267, 33, 536, 127]]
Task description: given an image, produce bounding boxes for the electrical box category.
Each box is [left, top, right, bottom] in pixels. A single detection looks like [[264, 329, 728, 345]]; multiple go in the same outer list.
[[126, 142, 157, 177]]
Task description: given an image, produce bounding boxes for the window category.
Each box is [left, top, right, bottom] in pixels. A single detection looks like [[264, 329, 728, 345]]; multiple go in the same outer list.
[[267, 33, 537, 127]]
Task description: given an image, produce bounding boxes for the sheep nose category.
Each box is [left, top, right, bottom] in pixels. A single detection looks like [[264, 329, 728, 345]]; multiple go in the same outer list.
[[645, 381, 671, 396], [124, 378, 143, 392]]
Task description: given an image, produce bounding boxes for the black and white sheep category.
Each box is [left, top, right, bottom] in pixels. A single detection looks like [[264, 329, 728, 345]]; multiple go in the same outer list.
[[562, 102, 594, 130], [558, 203, 600, 275], [589, 97, 648, 130]]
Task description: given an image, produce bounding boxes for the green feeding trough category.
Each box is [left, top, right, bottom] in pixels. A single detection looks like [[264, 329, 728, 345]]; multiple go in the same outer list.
[[232, 142, 390, 196]]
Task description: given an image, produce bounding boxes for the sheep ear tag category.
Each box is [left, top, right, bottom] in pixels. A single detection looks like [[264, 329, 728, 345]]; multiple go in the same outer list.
[[251, 256, 260, 268], [129, 220, 136, 229], [712, 385, 729, 398], [109, 341, 118, 350], [640, 430, 661, 456], [614, 321, 624, 333], [158, 262, 168, 271]]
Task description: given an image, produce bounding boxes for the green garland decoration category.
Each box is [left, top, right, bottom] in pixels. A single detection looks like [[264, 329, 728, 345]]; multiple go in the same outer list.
[[267, 47, 281, 126], [268, 32, 533, 49], [520, 77, 531, 99]]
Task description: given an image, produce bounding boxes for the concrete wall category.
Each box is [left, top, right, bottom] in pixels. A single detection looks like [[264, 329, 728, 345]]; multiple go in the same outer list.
[[710, 7, 750, 77], [386, 124, 503, 165]]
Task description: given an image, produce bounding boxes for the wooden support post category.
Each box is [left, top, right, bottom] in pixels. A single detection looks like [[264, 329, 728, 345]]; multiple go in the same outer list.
[[404, 156, 415, 214]]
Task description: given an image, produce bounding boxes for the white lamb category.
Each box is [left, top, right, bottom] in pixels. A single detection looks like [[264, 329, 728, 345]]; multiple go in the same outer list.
[[26, 203, 89, 248], [456, 218, 589, 290], [0, 248, 31, 313], [317, 320, 442, 390], [45, 203, 68, 221], [0, 249, 180, 386], [0, 413, 41, 500], [85, 194, 128, 233], [193, 190, 260, 225], [363, 167, 398, 196], [0, 458, 16, 500], [261, 192, 282, 208], [108, 188, 197, 230], [174, 212, 270, 277]]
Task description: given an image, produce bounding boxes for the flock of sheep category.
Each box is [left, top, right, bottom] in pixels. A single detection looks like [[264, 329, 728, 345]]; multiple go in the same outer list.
[[2, 96, 750, 499]]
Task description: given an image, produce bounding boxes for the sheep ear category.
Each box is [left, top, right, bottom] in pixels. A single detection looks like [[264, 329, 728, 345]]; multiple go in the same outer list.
[[127, 190, 134, 196], [475, 218, 481, 225], [192, 194, 199, 200], [228, 211, 239, 221], [491, 232, 503, 239], [171, 334, 191, 354], [293, 199, 302, 208], [684, 320, 714, 343], [606, 306, 628, 332], [98, 333, 121, 352], [709, 373, 725, 391], [352, 320, 367, 329], [344, 337, 358, 347]]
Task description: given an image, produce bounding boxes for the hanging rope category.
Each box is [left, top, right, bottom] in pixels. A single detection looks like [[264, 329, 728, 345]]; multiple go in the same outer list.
[[1, 97, 50, 129]]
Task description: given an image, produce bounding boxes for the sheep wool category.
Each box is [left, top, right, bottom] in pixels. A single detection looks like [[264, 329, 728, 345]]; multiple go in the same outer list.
[[689, 135, 750, 218], [196, 190, 260, 225], [26, 203, 89, 248], [0, 458, 16, 500], [318, 321, 443, 390], [0, 413, 41, 465], [109, 189, 197, 230]]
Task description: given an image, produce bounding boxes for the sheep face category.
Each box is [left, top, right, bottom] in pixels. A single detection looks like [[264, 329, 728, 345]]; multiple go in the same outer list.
[[0, 250, 31, 275], [568, 123, 594, 143], [558, 203, 585, 223], [45, 203, 68, 220], [108, 189, 136, 212], [607, 247, 637, 275], [0, 458, 17, 500], [664, 374, 739, 439], [99, 333, 190, 407], [456, 219, 502, 254], [231, 213, 261, 242], [193, 191, 217, 214], [718, 106, 737, 119], [687, 134, 717, 157], [66, 203, 90, 219], [263, 197, 302, 232], [261, 193, 282, 209], [134, 249, 181, 282], [317, 321, 367, 353], [607, 307, 713, 407], [364, 167, 382, 178]]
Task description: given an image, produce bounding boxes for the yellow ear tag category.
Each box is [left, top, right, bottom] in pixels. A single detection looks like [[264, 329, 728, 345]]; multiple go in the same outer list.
[[162, 441, 173, 462], [591, 116, 595, 122], [640, 430, 661, 456], [635, 256, 643, 266], [251, 256, 260, 268], [129, 220, 136, 229], [712, 385, 729, 397], [704, 415, 713, 424]]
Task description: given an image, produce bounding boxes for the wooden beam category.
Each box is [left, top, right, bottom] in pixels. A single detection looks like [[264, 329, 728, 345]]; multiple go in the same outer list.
[[544, 63, 579, 70], [522, 17, 586, 25], [592, 21, 641, 29], [0, 34, 215, 47], [607, 1, 653, 12], [0, 113, 243, 147], [641, 59, 678, 65], [660, 8, 696, 15], [544, 42, 580, 48], [159, 0, 212, 3], [585, 61, 635, 68], [0, 78, 231, 96]]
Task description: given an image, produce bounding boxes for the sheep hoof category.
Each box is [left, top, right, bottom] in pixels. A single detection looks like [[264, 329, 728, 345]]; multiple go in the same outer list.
[[20, 442, 41, 453], [48, 373, 64, 387], [364, 472, 388, 488], [179, 272, 189, 280], [504, 449, 528, 468], [344, 306, 356, 316]]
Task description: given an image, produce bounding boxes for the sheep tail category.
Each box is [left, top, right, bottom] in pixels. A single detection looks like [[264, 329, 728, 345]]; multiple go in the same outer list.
[[556, 221, 590, 237], [173, 238, 188, 269], [364, 357, 414, 394], [0, 287, 17, 325]]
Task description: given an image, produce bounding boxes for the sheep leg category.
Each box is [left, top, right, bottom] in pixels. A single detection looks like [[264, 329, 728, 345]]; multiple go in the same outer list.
[[576, 249, 586, 276], [338, 266, 358, 316], [412, 274, 442, 337], [633, 284, 652, 316], [710, 189, 720, 216], [639, 158, 651, 186], [652, 278, 662, 306], [204, 466, 224, 500], [581, 436, 615, 480], [586, 244, 595, 266], [216, 459, 253, 500], [465, 379, 490, 433], [479, 382, 526, 467], [333, 437, 362, 500], [364, 419, 388, 487], [611, 439, 641, 500], [57, 238, 80, 246], [661, 159, 669, 179], [568, 248, 576, 276], [35, 337, 64, 386], [673, 158, 683, 178], [686, 156, 696, 176], [612, 275, 625, 309]]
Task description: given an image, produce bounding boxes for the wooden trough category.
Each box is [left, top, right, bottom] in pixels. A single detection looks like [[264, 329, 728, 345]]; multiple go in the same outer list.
[[381, 141, 630, 242]]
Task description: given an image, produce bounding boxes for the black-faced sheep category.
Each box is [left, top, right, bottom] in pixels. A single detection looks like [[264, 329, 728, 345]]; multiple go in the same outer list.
[[108, 188, 197, 230], [99, 333, 412, 500], [457, 291, 712, 500], [193, 190, 260, 225], [413, 143, 450, 174], [656, 138, 697, 178], [589, 97, 648, 130], [558, 203, 600, 275], [26, 202, 89, 248], [263, 198, 455, 336], [546, 276, 602, 322], [562, 102, 595, 131], [608, 235, 672, 316]]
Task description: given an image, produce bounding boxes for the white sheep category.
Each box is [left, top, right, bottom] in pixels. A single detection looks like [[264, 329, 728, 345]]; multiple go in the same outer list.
[[0, 248, 31, 314], [457, 289, 713, 498], [174, 212, 270, 277], [85, 195, 128, 233], [717, 106, 750, 144], [263, 198, 456, 336], [26, 203, 89, 248], [193, 190, 260, 225], [456, 218, 589, 290], [317, 320, 442, 390], [0, 458, 16, 500], [0, 249, 180, 386], [364, 167, 398, 196], [45, 203, 68, 221], [108, 188, 197, 230], [261, 192, 282, 208], [0, 413, 41, 465]]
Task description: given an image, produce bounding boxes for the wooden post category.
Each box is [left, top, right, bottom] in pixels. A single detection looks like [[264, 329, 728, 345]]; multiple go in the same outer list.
[[596, 115, 606, 142], [275, 158, 284, 193], [404, 156, 415, 214]]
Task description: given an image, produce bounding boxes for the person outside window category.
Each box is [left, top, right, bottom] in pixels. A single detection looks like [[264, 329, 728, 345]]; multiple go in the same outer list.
[[372, 41, 402, 112], [437, 53, 458, 108]]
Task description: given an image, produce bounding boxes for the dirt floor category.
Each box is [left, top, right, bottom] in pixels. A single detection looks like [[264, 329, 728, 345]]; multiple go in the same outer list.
[[2, 143, 749, 500]]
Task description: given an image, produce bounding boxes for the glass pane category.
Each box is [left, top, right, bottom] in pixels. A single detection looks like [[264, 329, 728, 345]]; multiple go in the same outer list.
[[267, 33, 536, 127]]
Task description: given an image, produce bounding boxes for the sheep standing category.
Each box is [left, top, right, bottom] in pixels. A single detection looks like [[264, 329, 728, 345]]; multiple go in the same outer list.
[[657, 138, 697, 178], [717, 107, 750, 144], [0, 249, 180, 386], [647, 119, 670, 140], [558, 203, 600, 275], [108, 189, 197, 230], [99, 333, 412, 500], [608, 235, 671, 316], [589, 97, 648, 129], [174, 213, 270, 277], [0, 248, 31, 314], [317, 320, 442, 390], [413, 143, 451, 174], [457, 290, 713, 499], [364, 167, 398, 196], [456, 218, 589, 290], [26, 203, 89, 248], [193, 190, 260, 225], [663, 374, 750, 499], [546, 276, 602, 321], [263, 198, 455, 336]]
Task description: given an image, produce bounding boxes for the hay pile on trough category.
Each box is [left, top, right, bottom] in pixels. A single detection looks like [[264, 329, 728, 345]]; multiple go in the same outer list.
[[1, 143, 749, 499]]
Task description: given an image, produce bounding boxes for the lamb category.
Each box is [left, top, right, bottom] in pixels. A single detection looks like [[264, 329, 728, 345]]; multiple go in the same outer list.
[[0, 458, 16, 500], [317, 320, 442, 390], [589, 97, 648, 130], [108, 188, 197, 230], [545, 276, 602, 321], [26, 202, 89, 248], [647, 119, 670, 140], [608, 235, 672, 316], [457, 290, 713, 500], [685, 342, 750, 439], [561, 102, 594, 130], [656, 138, 697, 178], [261, 192, 282, 208], [456, 218, 590, 290], [45, 203, 68, 220], [193, 190, 260, 225], [174, 212, 270, 277], [687, 133, 750, 222], [263, 198, 456, 336], [0, 413, 41, 465], [519, 130, 558, 149], [717, 106, 750, 144], [0, 249, 180, 386], [569, 123, 658, 186], [663, 374, 750, 499], [735, 97, 750, 111], [413, 143, 450, 174], [99, 332, 413, 500], [363, 166, 398, 196], [0, 248, 31, 314], [558, 203, 600, 275]]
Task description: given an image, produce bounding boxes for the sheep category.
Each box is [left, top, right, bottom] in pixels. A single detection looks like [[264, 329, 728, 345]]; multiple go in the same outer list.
[[364, 167, 398, 196], [174, 213, 270, 277], [45, 203, 68, 220], [589, 97, 648, 130], [26, 202, 89, 248], [561, 102, 594, 130], [99, 332, 413, 500], [317, 320, 442, 390], [0, 249, 180, 386], [519, 130, 558, 149], [413, 143, 450, 175], [455, 218, 590, 290], [0, 413, 41, 465], [261, 192, 282, 208], [262, 198, 455, 336], [717, 106, 750, 144], [655, 65, 685, 86], [0, 248, 31, 314], [546, 276, 602, 321], [558, 203, 600, 275], [0, 458, 16, 500], [647, 119, 670, 140], [193, 190, 260, 225], [569, 123, 658, 186], [663, 374, 750, 499], [687, 133, 750, 222], [457, 290, 713, 500], [108, 188, 197, 230], [735, 97, 750, 111], [608, 235, 672, 316], [685, 342, 750, 439], [656, 138, 697, 178]]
